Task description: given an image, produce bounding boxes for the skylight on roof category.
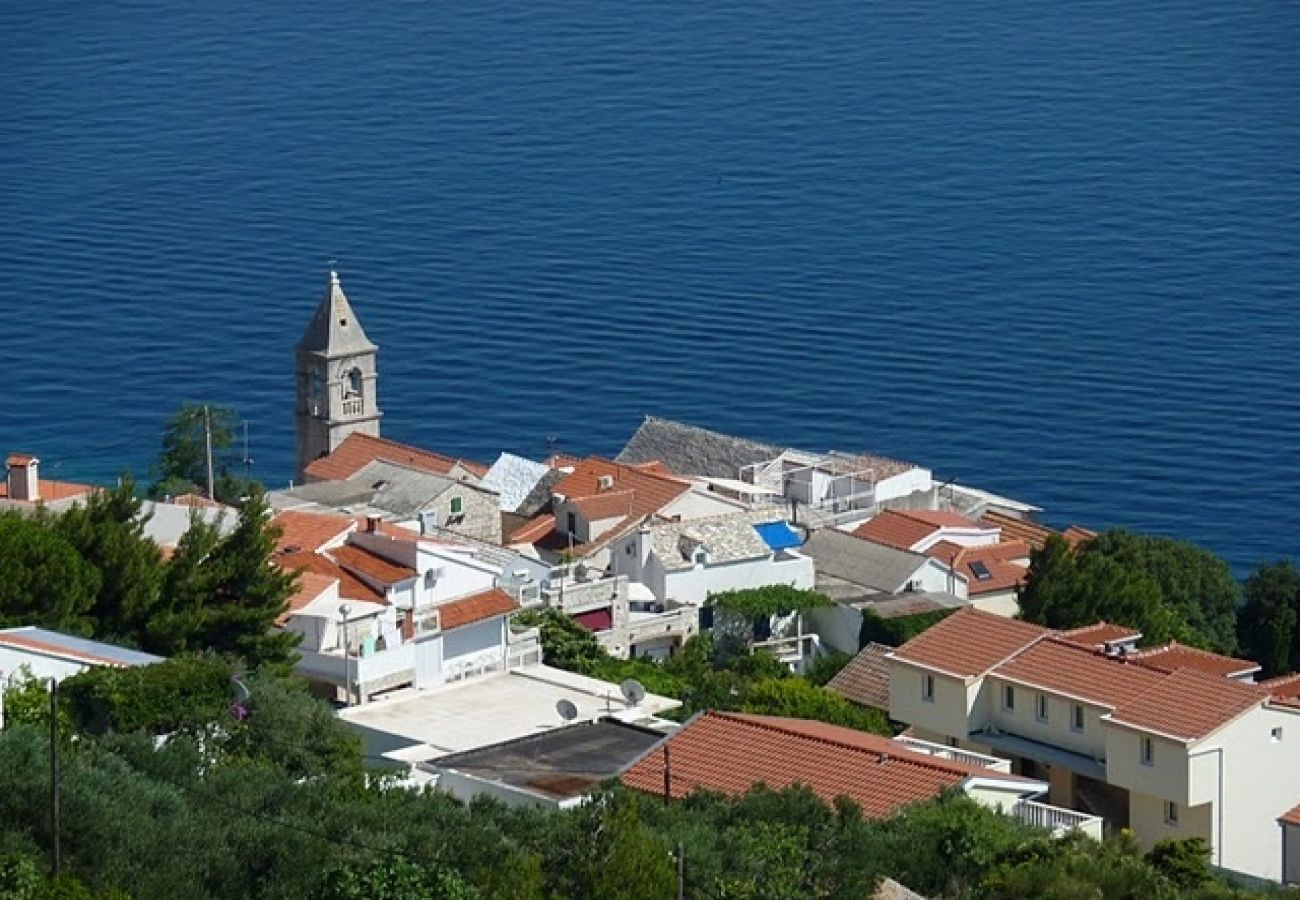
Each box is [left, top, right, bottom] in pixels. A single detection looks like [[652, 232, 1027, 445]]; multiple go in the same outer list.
[[970, 560, 992, 580]]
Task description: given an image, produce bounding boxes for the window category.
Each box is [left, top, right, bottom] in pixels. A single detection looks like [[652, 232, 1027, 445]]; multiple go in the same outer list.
[[344, 367, 362, 398], [1003, 685, 1015, 711], [1164, 801, 1179, 826], [1072, 704, 1085, 732], [969, 560, 992, 581], [566, 512, 577, 535], [449, 496, 464, 515], [1272, 726, 1284, 743], [625, 543, 635, 556], [1035, 694, 1049, 723], [1141, 737, 1155, 766], [922, 674, 935, 703]]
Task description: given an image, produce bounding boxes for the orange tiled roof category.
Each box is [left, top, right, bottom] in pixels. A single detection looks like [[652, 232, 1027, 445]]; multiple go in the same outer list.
[[1057, 622, 1143, 649], [1107, 667, 1263, 742], [303, 432, 488, 482], [924, 540, 1029, 596], [1130, 642, 1261, 679], [276, 551, 385, 604], [329, 544, 417, 585], [276, 570, 339, 625], [509, 513, 557, 545], [1279, 804, 1300, 827], [437, 587, 519, 630], [0, 479, 95, 502], [891, 607, 1050, 678], [1061, 526, 1097, 549], [273, 509, 356, 553], [621, 712, 1028, 818], [852, 509, 985, 552], [1261, 673, 1300, 704], [570, 489, 637, 521], [992, 638, 1167, 709], [6, 453, 37, 466], [978, 511, 1057, 550], [548, 458, 692, 551], [170, 492, 226, 509]]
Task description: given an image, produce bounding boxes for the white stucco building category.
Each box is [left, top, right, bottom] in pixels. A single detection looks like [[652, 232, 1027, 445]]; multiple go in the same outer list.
[[886, 609, 1300, 882]]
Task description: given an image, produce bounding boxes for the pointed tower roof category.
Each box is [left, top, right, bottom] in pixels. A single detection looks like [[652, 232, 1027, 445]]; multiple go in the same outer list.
[[297, 270, 378, 357]]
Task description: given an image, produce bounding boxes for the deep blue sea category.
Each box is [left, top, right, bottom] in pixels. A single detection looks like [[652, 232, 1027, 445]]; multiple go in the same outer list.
[[2, 0, 1297, 574]]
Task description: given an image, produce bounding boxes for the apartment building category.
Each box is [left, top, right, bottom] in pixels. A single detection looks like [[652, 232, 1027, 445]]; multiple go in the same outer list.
[[886, 608, 1300, 882]]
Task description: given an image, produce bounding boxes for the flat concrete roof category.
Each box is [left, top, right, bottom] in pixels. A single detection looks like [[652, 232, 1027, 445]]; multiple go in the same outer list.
[[426, 718, 665, 800], [339, 664, 680, 760]]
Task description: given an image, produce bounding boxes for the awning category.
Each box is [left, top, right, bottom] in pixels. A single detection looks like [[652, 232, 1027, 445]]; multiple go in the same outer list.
[[571, 607, 613, 632], [753, 521, 802, 551]]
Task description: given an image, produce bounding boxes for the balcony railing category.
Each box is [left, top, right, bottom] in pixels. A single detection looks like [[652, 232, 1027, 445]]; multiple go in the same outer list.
[[892, 736, 1011, 773], [1012, 800, 1103, 840], [342, 398, 365, 416]]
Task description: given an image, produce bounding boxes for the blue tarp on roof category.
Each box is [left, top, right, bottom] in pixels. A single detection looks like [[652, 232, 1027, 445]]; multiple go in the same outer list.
[[753, 521, 802, 551]]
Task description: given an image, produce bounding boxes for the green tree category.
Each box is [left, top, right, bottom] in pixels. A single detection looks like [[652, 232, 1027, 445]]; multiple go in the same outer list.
[[149, 512, 225, 655], [1146, 837, 1214, 890], [189, 488, 299, 671], [320, 860, 479, 900], [546, 793, 676, 899], [1017, 532, 1236, 650], [54, 475, 163, 643], [0, 512, 99, 634], [150, 403, 248, 504], [1237, 561, 1300, 679], [61, 655, 234, 736]]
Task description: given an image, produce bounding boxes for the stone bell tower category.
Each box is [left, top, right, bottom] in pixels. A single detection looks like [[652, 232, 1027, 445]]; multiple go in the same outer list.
[[295, 269, 381, 481]]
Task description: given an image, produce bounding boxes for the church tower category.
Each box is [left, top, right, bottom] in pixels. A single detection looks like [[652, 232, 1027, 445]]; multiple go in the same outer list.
[[295, 270, 382, 480]]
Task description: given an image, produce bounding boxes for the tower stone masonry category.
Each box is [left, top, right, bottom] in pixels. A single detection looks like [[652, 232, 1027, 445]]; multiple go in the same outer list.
[[294, 270, 381, 481]]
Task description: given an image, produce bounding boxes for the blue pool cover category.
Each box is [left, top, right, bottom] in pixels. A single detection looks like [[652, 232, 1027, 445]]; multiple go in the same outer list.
[[753, 521, 802, 551]]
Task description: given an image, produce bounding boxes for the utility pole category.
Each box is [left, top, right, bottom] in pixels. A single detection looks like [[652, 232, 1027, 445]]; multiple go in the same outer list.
[[203, 405, 216, 501], [49, 679, 60, 877]]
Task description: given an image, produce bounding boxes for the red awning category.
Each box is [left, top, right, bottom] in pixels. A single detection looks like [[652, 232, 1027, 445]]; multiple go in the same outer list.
[[571, 607, 613, 632]]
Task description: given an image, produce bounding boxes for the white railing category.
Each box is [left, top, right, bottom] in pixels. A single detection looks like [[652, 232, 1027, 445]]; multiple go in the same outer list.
[[1012, 800, 1103, 840], [892, 736, 1011, 773]]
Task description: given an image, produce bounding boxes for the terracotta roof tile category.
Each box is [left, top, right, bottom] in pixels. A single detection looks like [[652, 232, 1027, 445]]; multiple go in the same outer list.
[[437, 587, 519, 630], [329, 544, 417, 585], [1107, 667, 1263, 742], [570, 490, 637, 521], [276, 551, 385, 604], [1057, 622, 1143, 648], [827, 642, 894, 710], [1061, 526, 1097, 549], [1130, 642, 1261, 679], [1261, 673, 1300, 703], [992, 638, 1167, 709], [6, 453, 37, 466], [277, 570, 338, 625], [303, 433, 487, 482], [621, 712, 1027, 818], [170, 493, 227, 509], [852, 509, 986, 552], [273, 510, 356, 553], [553, 458, 690, 516], [1279, 803, 1300, 827], [923, 540, 1029, 596], [0, 479, 95, 502], [0, 632, 131, 667], [891, 607, 1050, 678], [978, 511, 1057, 550]]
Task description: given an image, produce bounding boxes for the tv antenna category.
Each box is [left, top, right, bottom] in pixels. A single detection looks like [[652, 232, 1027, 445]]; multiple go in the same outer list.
[[555, 699, 579, 723], [242, 421, 254, 480], [620, 679, 647, 707]]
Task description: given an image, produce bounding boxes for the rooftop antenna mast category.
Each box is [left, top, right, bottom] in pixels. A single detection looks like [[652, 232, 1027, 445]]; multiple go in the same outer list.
[[242, 421, 254, 482]]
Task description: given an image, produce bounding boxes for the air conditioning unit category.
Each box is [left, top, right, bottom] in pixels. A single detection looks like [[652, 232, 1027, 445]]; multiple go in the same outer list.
[[597, 474, 615, 491]]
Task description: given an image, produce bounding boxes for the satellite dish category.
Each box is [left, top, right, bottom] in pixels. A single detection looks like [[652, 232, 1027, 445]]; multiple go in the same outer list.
[[620, 679, 647, 706], [556, 699, 579, 722]]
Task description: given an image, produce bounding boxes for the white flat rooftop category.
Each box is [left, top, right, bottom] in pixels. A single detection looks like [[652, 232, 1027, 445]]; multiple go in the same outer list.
[[339, 664, 680, 759]]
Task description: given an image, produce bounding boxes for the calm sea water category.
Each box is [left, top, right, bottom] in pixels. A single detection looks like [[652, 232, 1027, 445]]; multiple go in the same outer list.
[[2, 1, 1297, 574]]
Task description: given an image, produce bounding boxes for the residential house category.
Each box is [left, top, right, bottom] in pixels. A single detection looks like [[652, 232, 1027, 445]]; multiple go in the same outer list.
[[480, 452, 558, 514], [616, 415, 786, 479], [0, 454, 94, 513], [621, 711, 1099, 836], [301, 431, 489, 486], [0, 627, 163, 727], [608, 512, 815, 609], [886, 607, 1300, 881], [270, 511, 530, 703], [273, 458, 502, 543], [521, 457, 742, 567], [800, 527, 970, 653]]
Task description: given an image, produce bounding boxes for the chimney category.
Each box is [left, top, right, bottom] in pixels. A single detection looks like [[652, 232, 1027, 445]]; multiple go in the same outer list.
[[418, 511, 430, 536], [6, 454, 39, 502], [365, 515, 381, 534]]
